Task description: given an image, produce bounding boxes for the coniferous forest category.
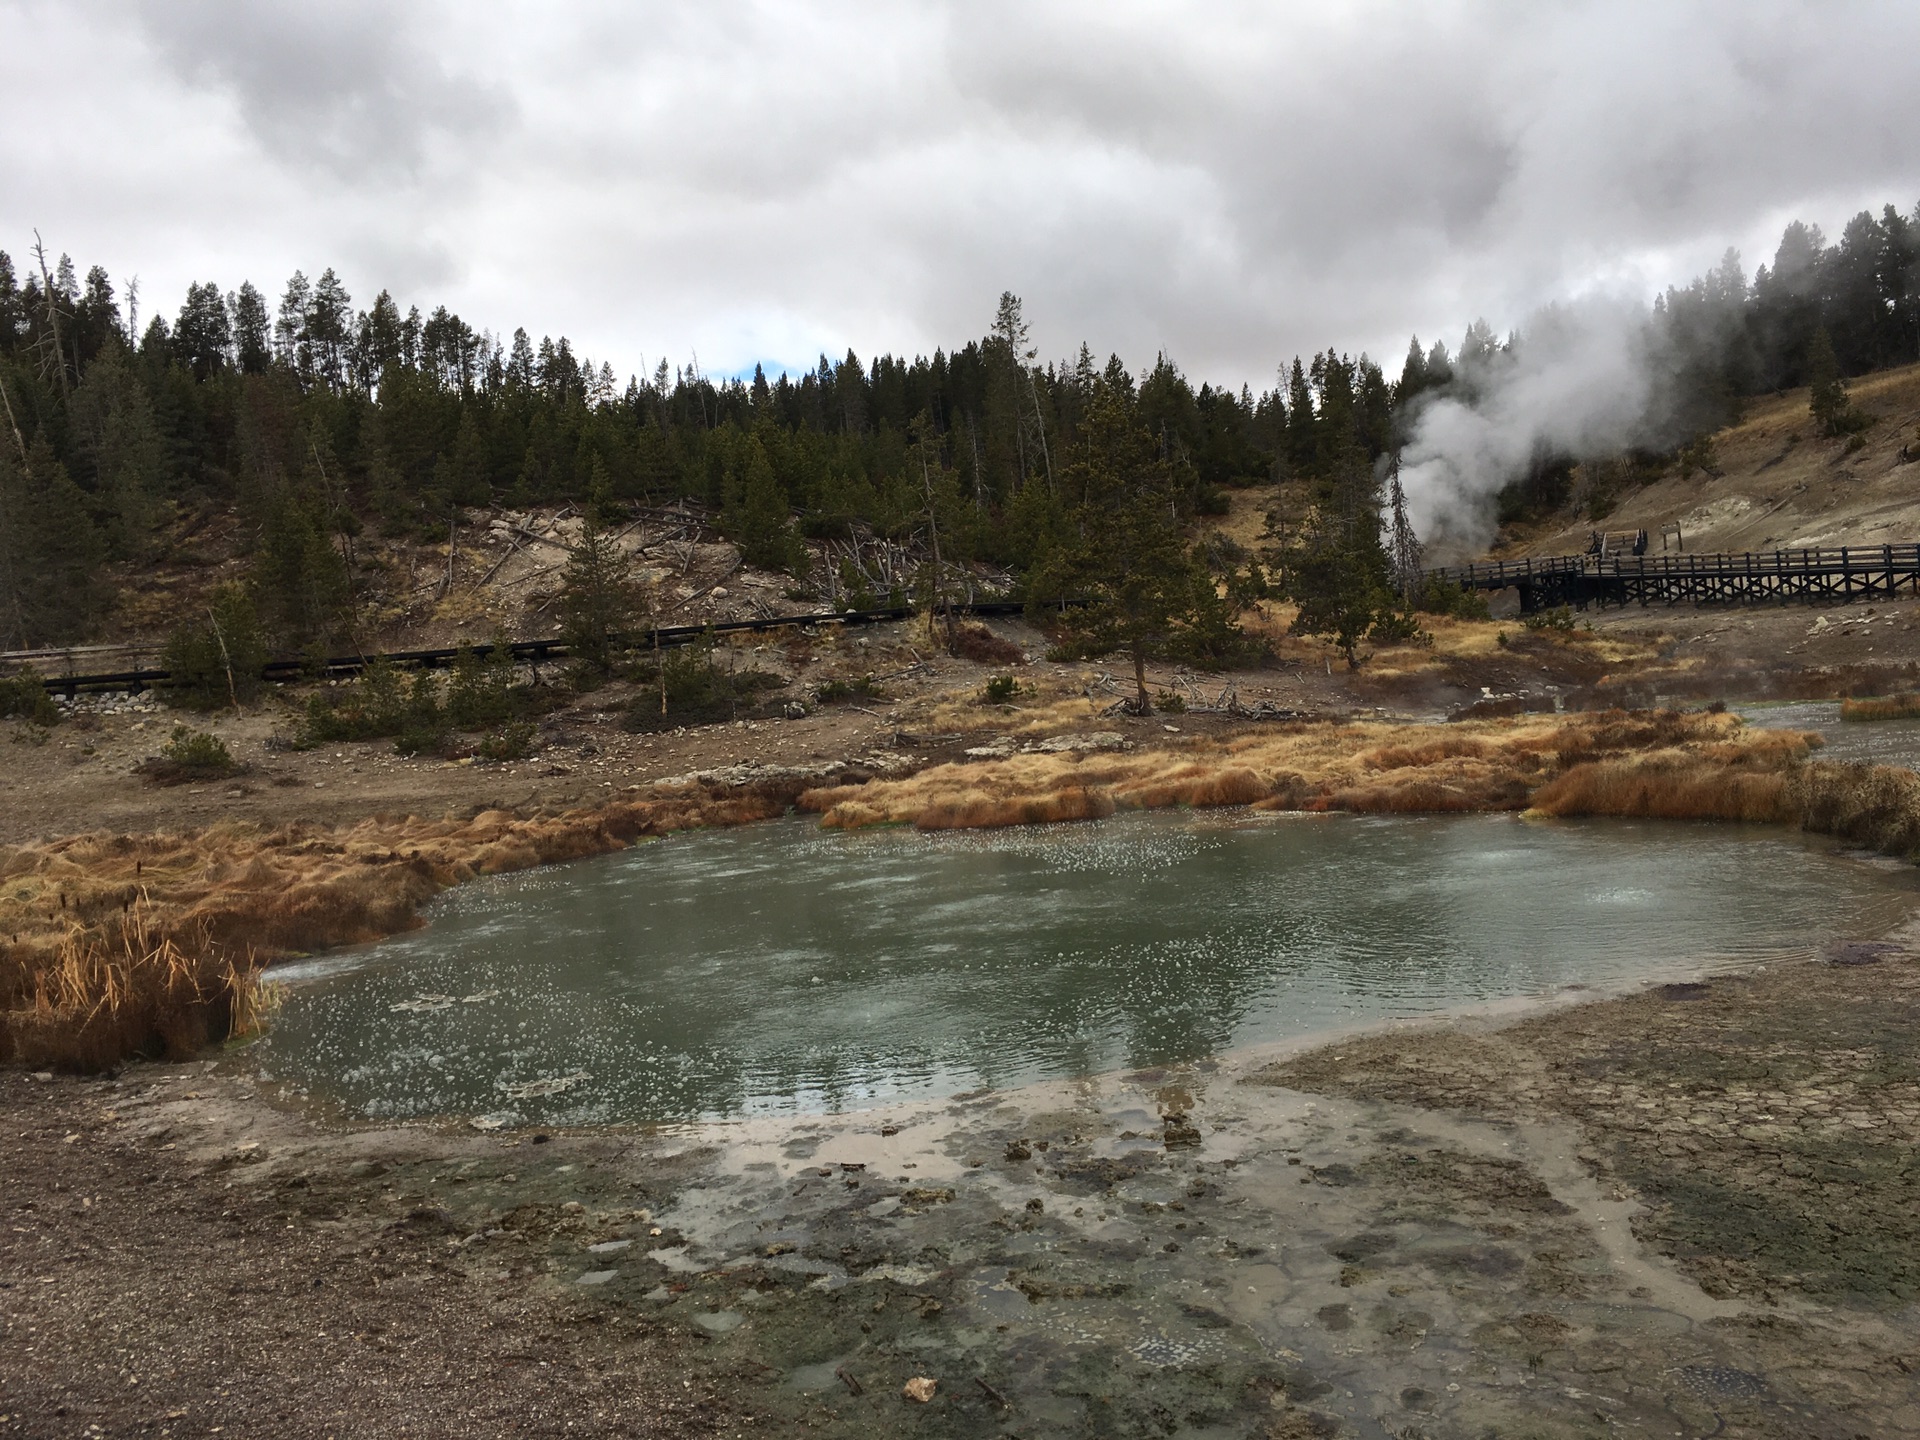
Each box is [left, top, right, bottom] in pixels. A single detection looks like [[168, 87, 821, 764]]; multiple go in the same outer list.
[[1, 203, 1917, 658]]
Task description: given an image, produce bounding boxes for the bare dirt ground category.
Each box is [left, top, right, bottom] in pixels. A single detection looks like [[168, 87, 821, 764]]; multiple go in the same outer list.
[[0, 616, 1352, 848], [13, 592, 1920, 1433], [23, 588, 1920, 850], [10, 925, 1920, 1438]]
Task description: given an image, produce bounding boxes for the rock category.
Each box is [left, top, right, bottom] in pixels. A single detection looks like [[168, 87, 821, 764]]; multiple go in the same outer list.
[[588, 1239, 633, 1253], [692, 1310, 743, 1334], [577, 1269, 617, 1286], [902, 1377, 937, 1403]]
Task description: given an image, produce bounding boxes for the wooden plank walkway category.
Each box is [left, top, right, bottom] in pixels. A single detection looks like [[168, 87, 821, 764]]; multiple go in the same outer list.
[[1424, 544, 1920, 613]]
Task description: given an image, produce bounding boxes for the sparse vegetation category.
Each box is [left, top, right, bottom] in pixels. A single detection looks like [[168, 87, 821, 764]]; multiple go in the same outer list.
[[797, 709, 1800, 832], [813, 675, 886, 706], [159, 583, 268, 709], [0, 666, 59, 726], [135, 724, 238, 783], [302, 652, 558, 755], [622, 636, 786, 731], [1523, 605, 1577, 633], [1414, 577, 1493, 622], [983, 674, 1021, 704]]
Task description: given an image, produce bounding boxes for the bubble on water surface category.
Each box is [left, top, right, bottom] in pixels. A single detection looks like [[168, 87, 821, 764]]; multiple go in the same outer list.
[[259, 811, 1920, 1126]]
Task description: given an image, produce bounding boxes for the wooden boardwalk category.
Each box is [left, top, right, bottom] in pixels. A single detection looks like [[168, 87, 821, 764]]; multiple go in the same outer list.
[[1424, 544, 1920, 614]]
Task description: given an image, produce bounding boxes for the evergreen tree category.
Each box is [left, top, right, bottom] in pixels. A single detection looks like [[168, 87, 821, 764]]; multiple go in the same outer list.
[[1030, 384, 1238, 711], [557, 514, 638, 673], [174, 281, 232, 379], [721, 436, 807, 575], [69, 347, 168, 555], [0, 438, 108, 648], [1806, 325, 1855, 435], [230, 282, 272, 374], [1266, 428, 1395, 667], [255, 499, 351, 647], [161, 582, 268, 707]]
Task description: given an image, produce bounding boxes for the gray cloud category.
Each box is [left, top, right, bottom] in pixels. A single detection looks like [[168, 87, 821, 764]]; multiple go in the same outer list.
[[121, 0, 508, 178], [1, 0, 1916, 391]]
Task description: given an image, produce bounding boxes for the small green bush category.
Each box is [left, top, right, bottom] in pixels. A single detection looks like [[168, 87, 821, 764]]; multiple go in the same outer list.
[[1153, 689, 1186, 714], [138, 725, 239, 783], [1523, 605, 1576, 633], [1414, 577, 1493, 622], [161, 584, 269, 709], [163, 725, 234, 772], [623, 636, 787, 731], [1368, 609, 1428, 646], [391, 672, 451, 757], [815, 675, 885, 705], [0, 667, 60, 726], [446, 642, 517, 729], [476, 720, 537, 761], [983, 674, 1020, 704], [303, 656, 409, 744]]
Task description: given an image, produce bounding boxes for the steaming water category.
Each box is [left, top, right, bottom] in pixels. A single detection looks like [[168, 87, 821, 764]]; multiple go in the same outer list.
[[258, 811, 1917, 1127]]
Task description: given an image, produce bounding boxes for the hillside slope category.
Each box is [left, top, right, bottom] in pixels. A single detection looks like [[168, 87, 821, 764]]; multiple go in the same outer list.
[[1506, 361, 1920, 558]]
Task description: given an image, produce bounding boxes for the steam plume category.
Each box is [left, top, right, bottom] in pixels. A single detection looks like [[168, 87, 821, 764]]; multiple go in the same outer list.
[[1398, 296, 1659, 558]]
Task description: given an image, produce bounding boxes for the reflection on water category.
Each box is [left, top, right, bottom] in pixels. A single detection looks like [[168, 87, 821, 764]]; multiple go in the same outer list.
[[258, 811, 1918, 1126], [1736, 699, 1920, 769]]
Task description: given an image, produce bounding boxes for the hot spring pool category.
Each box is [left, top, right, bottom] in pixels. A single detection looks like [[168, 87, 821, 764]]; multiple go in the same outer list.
[[256, 810, 1918, 1126]]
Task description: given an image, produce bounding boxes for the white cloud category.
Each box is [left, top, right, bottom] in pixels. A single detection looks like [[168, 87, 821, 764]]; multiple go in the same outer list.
[[1, 0, 1915, 387]]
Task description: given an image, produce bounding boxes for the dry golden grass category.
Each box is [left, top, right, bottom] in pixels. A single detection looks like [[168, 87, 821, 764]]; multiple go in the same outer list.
[[906, 681, 1111, 737], [0, 771, 813, 1070], [798, 710, 1810, 832], [0, 713, 1857, 1072], [2, 905, 271, 1071], [1841, 694, 1920, 722]]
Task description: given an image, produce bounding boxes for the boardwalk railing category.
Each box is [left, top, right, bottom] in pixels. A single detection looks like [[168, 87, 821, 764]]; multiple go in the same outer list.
[[13, 599, 1037, 698], [1423, 544, 1920, 613]]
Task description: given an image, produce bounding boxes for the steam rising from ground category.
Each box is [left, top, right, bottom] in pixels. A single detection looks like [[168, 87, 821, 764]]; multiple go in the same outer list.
[[1399, 297, 1657, 559]]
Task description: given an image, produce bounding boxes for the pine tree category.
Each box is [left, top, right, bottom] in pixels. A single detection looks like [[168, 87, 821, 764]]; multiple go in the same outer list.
[[1806, 325, 1856, 435], [230, 282, 272, 373], [558, 514, 638, 674], [69, 347, 168, 556], [161, 583, 268, 708], [1267, 427, 1395, 667], [1030, 384, 1237, 712], [255, 500, 351, 647], [722, 436, 807, 575], [0, 439, 108, 648], [1386, 453, 1423, 601]]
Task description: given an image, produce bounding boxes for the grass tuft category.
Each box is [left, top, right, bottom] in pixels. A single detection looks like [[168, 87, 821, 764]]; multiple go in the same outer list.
[[1840, 694, 1920, 722]]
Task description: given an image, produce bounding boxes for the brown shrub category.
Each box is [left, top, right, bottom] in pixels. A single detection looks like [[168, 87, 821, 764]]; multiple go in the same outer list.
[[1526, 758, 1794, 823], [2, 909, 268, 1071], [1360, 736, 1492, 770], [950, 622, 1025, 666], [1840, 694, 1920, 722], [1331, 773, 1533, 813], [1791, 762, 1920, 858], [1114, 767, 1271, 810], [914, 786, 1116, 830]]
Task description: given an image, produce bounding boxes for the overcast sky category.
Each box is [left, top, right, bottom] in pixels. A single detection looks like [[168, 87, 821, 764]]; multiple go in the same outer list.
[[3, 0, 1917, 390]]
